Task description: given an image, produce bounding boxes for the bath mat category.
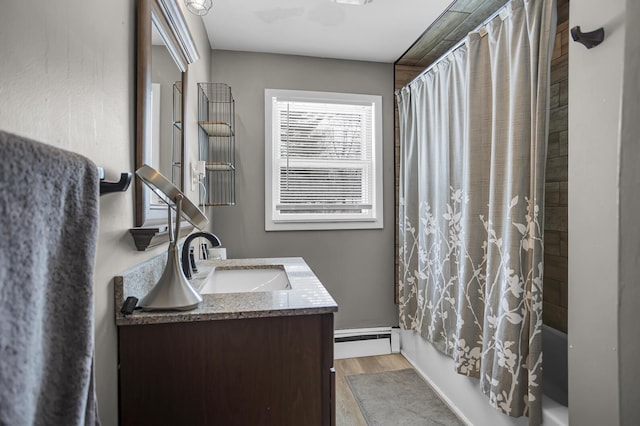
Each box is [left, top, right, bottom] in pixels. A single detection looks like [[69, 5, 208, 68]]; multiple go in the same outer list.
[[346, 368, 463, 426]]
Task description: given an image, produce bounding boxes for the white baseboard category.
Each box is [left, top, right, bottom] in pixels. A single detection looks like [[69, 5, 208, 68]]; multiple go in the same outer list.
[[334, 327, 399, 360]]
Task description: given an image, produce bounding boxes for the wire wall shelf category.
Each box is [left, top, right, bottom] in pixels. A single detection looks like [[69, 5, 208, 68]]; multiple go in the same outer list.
[[198, 82, 236, 206]]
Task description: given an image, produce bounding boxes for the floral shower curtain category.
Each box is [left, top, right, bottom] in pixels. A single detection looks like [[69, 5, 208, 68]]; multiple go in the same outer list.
[[397, 0, 556, 424]]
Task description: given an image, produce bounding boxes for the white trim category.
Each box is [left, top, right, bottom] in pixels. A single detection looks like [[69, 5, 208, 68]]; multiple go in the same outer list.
[[334, 327, 393, 360]]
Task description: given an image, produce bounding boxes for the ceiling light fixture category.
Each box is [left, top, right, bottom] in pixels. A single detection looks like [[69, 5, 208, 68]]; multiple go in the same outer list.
[[334, 0, 372, 5], [185, 0, 213, 16]]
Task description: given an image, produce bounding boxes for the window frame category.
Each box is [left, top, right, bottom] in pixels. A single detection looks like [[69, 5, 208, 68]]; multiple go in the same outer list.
[[264, 89, 383, 231]]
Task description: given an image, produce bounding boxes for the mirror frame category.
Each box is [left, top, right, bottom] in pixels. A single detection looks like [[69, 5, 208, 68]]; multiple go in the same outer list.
[[135, 0, 199, 228]]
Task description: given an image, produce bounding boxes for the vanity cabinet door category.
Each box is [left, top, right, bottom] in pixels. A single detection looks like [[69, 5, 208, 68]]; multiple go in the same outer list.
[[118, 313, 334, 426]]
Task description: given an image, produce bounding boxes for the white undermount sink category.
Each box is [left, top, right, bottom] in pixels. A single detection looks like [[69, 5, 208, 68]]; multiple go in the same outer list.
[[199, 266, 291, 294]]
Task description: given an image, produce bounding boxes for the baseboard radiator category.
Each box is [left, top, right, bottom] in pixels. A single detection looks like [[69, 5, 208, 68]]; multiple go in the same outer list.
[[334, 327, 400, 360]]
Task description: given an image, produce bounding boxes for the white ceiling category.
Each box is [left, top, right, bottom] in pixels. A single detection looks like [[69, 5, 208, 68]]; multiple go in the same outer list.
[[200, 0, 453, 63]]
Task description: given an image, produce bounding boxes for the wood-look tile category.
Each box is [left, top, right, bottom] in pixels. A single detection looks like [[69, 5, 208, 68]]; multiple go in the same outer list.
[[558, 79, 569, 107], [553, 32, 562, 59], [548, 105, 568, 134], [543, 301, 568, 333], [557, 0, 570, 30], [550, 55, 568, 85], [559, 181, 568, 206], [543, 277, 563, 305], [558, 131, 568, 156], [395, 65, 425, 89], [335, 354, 414, 426], [417, 52, 447, 69], [342, 357, 366, 375], [546, 182, 560, 206], [335, 368, 367, 425], [545, 206, 568, 232], [416, 38, 463, 68], [377, 353, 413, 370], [399, 10, 469, 65], [444, 0, 508, 43], [550, 82, 561, 109], [548, 131, 560, 158], [547, 155, 568, 182], [560, 231, 569, 257], [360, 356, 387, 373], [561, 28, 570, 56], [545, 253, 569, 282], [545, 230, 561, 255], [557, 19, 569, 34], [560, 280, 569, 308], [449, 0, 492, 13]]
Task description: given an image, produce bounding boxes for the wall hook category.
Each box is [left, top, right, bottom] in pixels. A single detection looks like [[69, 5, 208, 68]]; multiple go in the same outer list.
[[571, 26, 605, 49], [98, 167, 132, 195]]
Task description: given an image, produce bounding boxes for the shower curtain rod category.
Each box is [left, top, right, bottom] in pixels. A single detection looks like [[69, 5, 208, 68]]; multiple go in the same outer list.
[[400, 1, 512, 90]]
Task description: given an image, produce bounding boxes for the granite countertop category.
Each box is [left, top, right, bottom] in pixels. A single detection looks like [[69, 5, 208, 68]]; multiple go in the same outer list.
[[114, 256, 338, 326]]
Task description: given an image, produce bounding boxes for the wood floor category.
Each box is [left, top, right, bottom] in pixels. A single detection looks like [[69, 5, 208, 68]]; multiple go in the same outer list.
[[334, 354, 414, 426]]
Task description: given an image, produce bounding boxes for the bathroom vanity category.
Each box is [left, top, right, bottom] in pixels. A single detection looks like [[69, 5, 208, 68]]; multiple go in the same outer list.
[[114, 257, 338, 426]]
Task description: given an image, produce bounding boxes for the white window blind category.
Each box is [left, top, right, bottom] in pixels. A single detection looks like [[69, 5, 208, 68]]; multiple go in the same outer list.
[[265, 89, 383, 231]]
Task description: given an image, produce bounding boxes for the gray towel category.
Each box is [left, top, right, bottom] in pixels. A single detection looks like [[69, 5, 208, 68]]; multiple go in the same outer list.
[[0, 130, 100, 425]]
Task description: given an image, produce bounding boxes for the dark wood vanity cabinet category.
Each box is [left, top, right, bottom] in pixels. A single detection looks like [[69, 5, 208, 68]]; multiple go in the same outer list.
[[118, 313, 335, 425]]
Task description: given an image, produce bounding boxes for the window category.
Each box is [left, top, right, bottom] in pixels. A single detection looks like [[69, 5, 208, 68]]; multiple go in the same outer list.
[[265, 89, 383, 231]]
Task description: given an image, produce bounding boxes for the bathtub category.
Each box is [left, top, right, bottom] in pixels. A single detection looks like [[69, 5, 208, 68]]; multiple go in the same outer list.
[[542, 324, 568, 405], [400, 324, 569, 426]]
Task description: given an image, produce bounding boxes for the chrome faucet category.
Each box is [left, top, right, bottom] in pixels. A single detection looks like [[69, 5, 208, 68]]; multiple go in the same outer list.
[[181, 231, 222, 279]]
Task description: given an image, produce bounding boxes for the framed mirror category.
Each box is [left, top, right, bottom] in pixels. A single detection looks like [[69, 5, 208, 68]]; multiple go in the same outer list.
[[132, 0, 199, 249]]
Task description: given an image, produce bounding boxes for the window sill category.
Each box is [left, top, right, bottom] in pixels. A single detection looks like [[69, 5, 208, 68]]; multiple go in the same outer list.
[[265, 220, 383, 232]]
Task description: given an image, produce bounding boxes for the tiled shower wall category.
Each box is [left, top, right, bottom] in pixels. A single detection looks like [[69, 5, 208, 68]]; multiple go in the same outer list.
[[543, 0, 569, 333], [394, 0, 570, 333]]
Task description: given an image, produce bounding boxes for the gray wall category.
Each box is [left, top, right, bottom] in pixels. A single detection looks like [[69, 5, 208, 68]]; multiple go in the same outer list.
[[0, 1, 210, 425], [210, 50, 398, 330]]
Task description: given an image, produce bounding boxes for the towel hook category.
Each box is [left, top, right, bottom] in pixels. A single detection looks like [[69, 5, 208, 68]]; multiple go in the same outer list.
[[98, 167, 132, 195], [571, 26, 605, 49]]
